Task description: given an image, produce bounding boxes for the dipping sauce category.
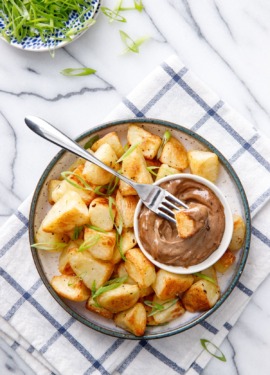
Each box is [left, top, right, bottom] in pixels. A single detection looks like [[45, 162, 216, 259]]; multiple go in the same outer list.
[[138, 178, 225, 267]]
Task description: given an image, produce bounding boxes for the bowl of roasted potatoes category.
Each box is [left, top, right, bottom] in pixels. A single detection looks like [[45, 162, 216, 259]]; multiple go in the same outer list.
[[29, 118, 251, 339]]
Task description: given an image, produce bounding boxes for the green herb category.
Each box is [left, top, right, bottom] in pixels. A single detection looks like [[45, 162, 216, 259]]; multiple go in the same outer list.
[[117, 142, 140, 163], [78, 235, 100, 252], [119, 30, 149, 54], [60, 68, 96, 77], [116, 231, 126, 261], [146, 166, 159, 177], [157, 130, 171, 159], [91, 280, 97, 294], [101, 7, 127, 22], [84, 135, 100, 150], [193, 272, 217, 285], [72, 225, 84, 240], [0, 0, 94, 44], [118, 0, 144, 12], [86, 225, 107, 233], [105, 176, 119, 195], [200, 339, 227, 362], [31, 242, 67, 251], [144, 299, 178, 317], [61, 171, 94, 192], [92, 276, 128, 305]]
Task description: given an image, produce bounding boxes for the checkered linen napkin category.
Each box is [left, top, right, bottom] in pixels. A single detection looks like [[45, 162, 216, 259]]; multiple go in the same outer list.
[[1, 55, 270, 375]]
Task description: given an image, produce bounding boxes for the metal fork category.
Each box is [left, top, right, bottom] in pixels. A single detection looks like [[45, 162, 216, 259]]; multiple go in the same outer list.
[[25, 116, 188, 224]]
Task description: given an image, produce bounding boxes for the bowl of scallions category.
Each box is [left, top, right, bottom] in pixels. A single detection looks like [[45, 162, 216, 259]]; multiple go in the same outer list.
[[0, 0, 101, 51]]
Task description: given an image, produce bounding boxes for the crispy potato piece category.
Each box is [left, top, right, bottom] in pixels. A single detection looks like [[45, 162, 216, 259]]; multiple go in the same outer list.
[[228, 214, 246, 251], [35, 226, 68, 250], [152, 269, 194, 300], [69, 250, 114, 289], [84, 227, 116, 261], [91, 132, 124, 158], [51, 275, 91, 302], [193, 266, 218, 285], [89, 197, 115, 231], [115, 262, 136, 284], [127, 124, 162, 160], [182, 279, 220, 312], [188, 150, 219, 182], [156, 164, 180, 181], [175, 210, 196, 239], [83, 143, 119, 185], [119, 147, 153, 196], [114, 302, 147, 336], [59, 241, 82, 275], [115, 190, 139, 228], [125, 248, 156, 288], [51, 180, 95, 206], [159, 137, 188, 170], [151, 296, 185, 325], [214, 250, 236, 273], [97, 284, 140, 313], [86, 296, 113, 319], [41, 191, 89, 233], [111, 229, 137, 264], [48, 180, 61, 204]]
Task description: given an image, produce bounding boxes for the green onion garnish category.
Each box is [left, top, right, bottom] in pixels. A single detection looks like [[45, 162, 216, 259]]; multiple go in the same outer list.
[[118, 0, 144, 12], [31, 242, 67, 251], [117, 142, 140, 163], [119, 30, 149, 54], [71, 225, 84, 240], [60, 68, 96, 77], [146, 166, 159, 177], [78, 235, 100, 252], [193, 272, 217, 285], [144, 299, 178, 317], [92, 276, 128, 305], [200, 339, 227, 362], [84, 135, 100, 150], [61, 171, 94, 192], [86, 225, 107, 233], [101, 7, 127, 23], [157, 130, 171, 159]]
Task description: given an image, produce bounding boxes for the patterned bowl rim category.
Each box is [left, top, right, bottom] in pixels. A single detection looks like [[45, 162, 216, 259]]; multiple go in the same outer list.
[[29, 118, 251, 340]]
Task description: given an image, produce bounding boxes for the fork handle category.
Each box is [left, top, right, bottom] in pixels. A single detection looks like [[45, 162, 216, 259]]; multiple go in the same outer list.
[[24, 116, 136, 189]]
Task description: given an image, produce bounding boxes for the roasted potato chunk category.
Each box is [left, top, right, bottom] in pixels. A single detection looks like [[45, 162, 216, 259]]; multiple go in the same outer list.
[[214, 250, 236, 273], [114, 302, 147, 336], [156, 164, 180, 181], [83, 143, 119, 185], [91, 131, 124, 158], [151, 297, 185, 325], [193, 266, 218, 285], [115, 190, 139, 228], [86, 296, 113, 319], [228, 214, 246, 251], [125, 248, 156, 288], [88, 197, 115, 231], [84, 227, 116, 261], [182, 279, 220, 312], [97, 284, 140, 313], [152, 269, 194, 300], [59, 241, 82, 275], [127, 124, 162, 160], [159, 136, 188, 170], [175, 210, 196, 239], [35, 226, 68, 251], [188, 150, 219, 182], [41, 191, 89, 233], [119, 147, 153, 196], [51, 275, 91, 302]]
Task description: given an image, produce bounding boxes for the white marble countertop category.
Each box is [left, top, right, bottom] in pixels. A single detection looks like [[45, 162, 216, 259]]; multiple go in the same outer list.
[[1, 0, 270, 374]]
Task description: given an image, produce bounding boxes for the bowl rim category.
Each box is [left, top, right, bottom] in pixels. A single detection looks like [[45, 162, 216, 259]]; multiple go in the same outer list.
[[29, 117, 251, 340], [134, 173, 234, 274]]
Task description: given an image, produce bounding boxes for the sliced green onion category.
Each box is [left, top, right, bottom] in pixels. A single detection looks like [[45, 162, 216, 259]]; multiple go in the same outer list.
[[61, 171, 94, 192], [101, 7, 127, 22], [105, 176, 119, 195], [146, 166, 159, 176], [120, 30, 150, 54], [144, 299, 178, 317], [118, 0, 144, 12], [108, 196, 116, 223], [71, 225, 84, 240], [116, 231, 126, 261], [31, 242, 67, 251], [84, 135, 100, 150], [92, 276, 128, 304], [60, 68, 96, 77], [193, 272, 217, 285], [117, 142, 140, 163], [200, 339, 227, 362], [78, 235, 100, 252], [86, 225, 107, 233], [157, 130, 171, 159]]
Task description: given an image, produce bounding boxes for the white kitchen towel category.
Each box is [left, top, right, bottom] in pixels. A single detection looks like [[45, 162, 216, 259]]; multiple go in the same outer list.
[[1, 55, 270, 375]]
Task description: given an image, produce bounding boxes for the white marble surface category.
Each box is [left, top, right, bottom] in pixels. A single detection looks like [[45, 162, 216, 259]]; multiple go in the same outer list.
[[1, 0, 270, 374]]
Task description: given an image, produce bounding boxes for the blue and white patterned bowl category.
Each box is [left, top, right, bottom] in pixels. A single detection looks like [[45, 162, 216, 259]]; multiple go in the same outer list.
[[0, 0, 101, 51]]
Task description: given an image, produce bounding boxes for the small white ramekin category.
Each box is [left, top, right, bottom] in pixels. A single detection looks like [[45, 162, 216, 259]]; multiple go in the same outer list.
[[134, 173, 234, 274]]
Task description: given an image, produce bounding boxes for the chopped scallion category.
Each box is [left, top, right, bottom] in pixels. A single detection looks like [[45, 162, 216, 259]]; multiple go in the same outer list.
[[200, 339, 227, 362], [119, 30, 149, 54], [157, 130, 171, 159], [60, 68, 96, 77], [31, 242, 67, 251]]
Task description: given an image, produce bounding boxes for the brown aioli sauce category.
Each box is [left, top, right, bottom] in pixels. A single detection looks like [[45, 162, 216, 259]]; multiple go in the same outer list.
[[138, 178, 225, 267]]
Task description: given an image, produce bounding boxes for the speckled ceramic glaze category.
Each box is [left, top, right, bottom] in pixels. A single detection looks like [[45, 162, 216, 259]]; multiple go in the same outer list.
[[0, 0, 100, 51], [29, 118, 251, 340]]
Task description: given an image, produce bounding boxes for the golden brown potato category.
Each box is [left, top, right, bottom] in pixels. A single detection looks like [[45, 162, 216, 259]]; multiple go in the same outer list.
[[152, 269, 194, 300], [91, 131, 124, 158], [88, 197, 115, 232], [97, 284, 140, 313], [115, 190, 139, 228], [119, 147, 153, 196], [175, 210, 197, 239], [114, 302, 147, 336], [69, 250, 114, 289], [84, 227, 116, 261], [182, 279, 220, 312], [111, 229, 137, 264], [41, 191, 90, 233], [51, 275, 91, 302], [228, 214, 246, 252], [188, 150, 219, 182], [115, 262, 136, 284], [83, 143, 119, 185], [58, 241, 82, 275], [127, 124, 162, 160], [193, 266, 218, 285], [214, 250, 236, 273], [125, 248, 156, 288], [155, 164, 180, 181], [151, 296, 185, 325], [159, 137, 188, 170], [86, 296, 113, 319]]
